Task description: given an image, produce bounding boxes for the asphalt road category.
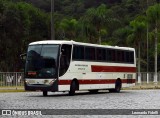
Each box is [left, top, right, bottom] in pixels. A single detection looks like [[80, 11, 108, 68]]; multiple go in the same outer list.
[[0, 90, 160, 117]]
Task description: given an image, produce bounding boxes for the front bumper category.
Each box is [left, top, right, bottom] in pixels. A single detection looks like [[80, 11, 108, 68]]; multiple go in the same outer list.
[[24, 80, 58, 92]]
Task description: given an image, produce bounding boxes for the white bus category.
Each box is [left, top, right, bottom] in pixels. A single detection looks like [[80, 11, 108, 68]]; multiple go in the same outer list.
[[24, 40, 136, 96]]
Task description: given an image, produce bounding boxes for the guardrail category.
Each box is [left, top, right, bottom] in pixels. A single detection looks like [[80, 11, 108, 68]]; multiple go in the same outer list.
[[0, 72, 160, 89]]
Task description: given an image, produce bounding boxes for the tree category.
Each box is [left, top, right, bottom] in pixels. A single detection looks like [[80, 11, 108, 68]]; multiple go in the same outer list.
[[58, 18, 79, 40], [127, 15, 147, 83], [82, 4, 108, 44], [0, 1, 49, 71], [146, 3, 160, 82]]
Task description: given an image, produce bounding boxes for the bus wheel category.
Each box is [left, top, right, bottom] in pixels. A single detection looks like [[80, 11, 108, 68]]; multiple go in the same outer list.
[[114, 80, 122, 93], [109, 80, 121, 93], [43, 91, 48, 96], [69, 81, 76, 96]]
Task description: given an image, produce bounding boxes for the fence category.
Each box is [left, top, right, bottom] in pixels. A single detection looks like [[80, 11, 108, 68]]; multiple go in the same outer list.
[[137, 72, 160, 85], [0, 72, 160, 89], [0, 72, 24, 89]]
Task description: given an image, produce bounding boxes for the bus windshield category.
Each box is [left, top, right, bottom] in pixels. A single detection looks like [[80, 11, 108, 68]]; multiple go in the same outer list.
[[25, 44, 59, 78]]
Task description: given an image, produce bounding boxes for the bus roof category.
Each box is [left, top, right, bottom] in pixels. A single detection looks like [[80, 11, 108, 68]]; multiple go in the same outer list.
[[29, 40, 135, 51]]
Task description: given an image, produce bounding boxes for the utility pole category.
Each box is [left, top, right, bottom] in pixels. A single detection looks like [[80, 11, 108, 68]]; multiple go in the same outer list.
[[154, 0, 159, 84], [154, 21, 158, 84], [51, 0, 55, 40], [146, 0, 149, 84]]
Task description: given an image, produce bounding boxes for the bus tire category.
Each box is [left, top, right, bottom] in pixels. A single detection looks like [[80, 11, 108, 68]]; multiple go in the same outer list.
[[69, 81, 76, 96], [43, 91, 48, 96], [109, 80, 121, 93], [115, 80, 121, 93]]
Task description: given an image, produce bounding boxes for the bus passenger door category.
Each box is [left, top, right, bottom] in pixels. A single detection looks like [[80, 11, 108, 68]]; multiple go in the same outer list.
[[59, 44, 72, 77]]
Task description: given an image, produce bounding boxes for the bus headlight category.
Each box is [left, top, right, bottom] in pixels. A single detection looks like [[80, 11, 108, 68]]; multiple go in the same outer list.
[[25, 80, 29, 84], [44, 80, 49, 84], [49, 80, 55, 85]]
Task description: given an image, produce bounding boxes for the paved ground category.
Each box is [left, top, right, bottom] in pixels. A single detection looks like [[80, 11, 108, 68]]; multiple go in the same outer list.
[[0, 90, 160, 109], [0, 90, 160, 117]]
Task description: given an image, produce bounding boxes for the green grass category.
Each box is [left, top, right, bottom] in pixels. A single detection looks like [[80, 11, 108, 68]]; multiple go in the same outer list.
[[123, 84, 160, 90], [0, 89, 25, 93], [0, 86, 24, 93], [0, 84, 160, 93], [0, 86, 23, 88]]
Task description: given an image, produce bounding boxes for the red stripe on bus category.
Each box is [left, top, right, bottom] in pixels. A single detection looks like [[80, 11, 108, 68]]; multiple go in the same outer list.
[[58, 79, 136, 85], [91, 65, 136, 72]]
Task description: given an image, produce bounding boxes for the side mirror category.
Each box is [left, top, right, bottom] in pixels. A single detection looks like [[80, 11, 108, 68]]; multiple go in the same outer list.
[[20, 53, 27, 70], [20, 53, 27, 60]]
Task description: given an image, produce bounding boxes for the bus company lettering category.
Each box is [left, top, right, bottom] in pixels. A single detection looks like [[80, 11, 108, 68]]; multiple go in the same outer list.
[[75, 64, 88, 70], [75, 64, 88, 67]]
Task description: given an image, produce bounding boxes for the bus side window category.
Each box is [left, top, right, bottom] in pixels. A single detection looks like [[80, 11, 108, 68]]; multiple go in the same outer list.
[[85, 47, 90, 60], [97, 48, 106, 61], [97, 48, 102, 61], [73, 45, 84, 60], [121, 51, 125, 63], [117, 50, 123, 63], [107, 49, 115, 62], [129, 51, 134, 64], [125, 51, 130, 63], [90, 47, 95, 61], [124, 51, 134, 64], [102, 48, 106, 61], [106, 49, 111, 62], [84, 47, 96, 61], [112, 50, 116, 62]]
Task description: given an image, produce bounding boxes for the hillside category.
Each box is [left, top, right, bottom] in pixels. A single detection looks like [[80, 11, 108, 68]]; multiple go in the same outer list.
[[0, 0, 160, 72]]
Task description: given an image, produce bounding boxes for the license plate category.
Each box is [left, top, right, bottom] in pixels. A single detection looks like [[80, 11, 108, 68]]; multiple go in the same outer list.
[[28, 80, 35, 84]]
